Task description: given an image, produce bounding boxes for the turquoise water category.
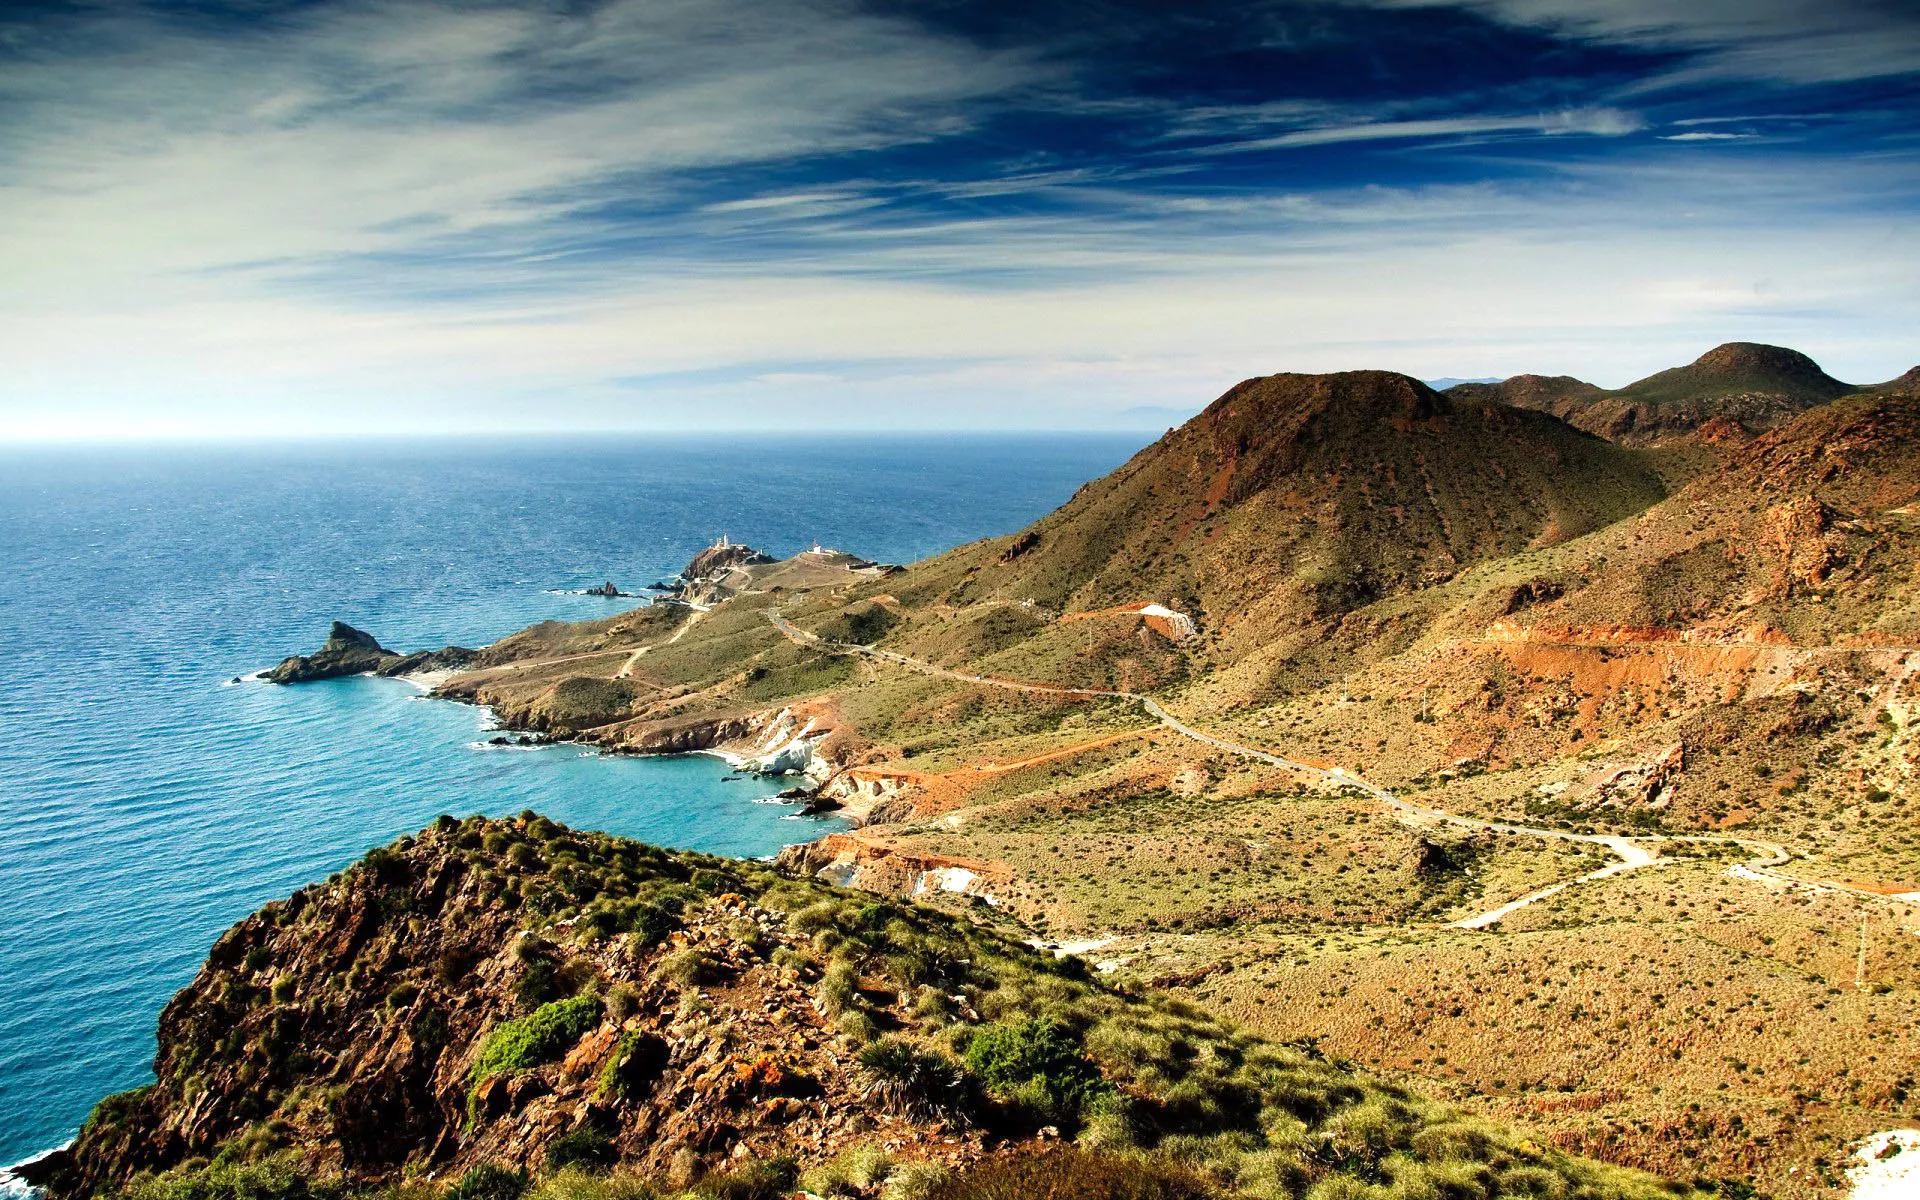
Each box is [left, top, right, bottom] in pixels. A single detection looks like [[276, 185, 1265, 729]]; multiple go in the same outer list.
[[0, 434, 1142, 1170]]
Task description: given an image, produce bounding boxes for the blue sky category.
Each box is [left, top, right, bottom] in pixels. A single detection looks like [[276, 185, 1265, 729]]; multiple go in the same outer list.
[[1, 0, 1916, 437]]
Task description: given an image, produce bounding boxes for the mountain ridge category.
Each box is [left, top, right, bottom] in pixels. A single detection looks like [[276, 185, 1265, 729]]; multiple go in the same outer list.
[[1446, 341, 1863, 446]]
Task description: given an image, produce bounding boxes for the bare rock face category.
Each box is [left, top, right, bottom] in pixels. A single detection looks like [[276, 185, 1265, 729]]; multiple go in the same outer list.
[[266, 622, 475, 684], [681, 541, 773, 583], [996, 531, 1039, 564], [265, 621, 402, 683]]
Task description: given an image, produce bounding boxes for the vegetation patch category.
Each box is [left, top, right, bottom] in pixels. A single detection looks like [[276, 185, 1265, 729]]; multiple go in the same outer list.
[[470, 994, 602, 1086]]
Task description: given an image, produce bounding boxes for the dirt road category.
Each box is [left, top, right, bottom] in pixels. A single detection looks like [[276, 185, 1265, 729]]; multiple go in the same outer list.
[[763, 611, 1901, 927]]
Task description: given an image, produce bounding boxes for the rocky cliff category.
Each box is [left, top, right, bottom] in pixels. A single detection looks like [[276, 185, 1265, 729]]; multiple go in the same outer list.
[[267, 623, 475, 684], [41, 817, 1692, 1200]]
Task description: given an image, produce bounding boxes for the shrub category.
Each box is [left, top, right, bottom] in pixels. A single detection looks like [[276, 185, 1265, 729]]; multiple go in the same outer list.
[[543, 1127, 616, 1173], [771, 946, 814, 974], [1074, 1093, 1140, 1153], [360, 846, 412, 889], [912, 986, 955, 1023], [800, 1146, 893, 1196], [925, 1149, 1210, 1200], [856, 1038, 973, 1121], [597, 1032, 670, 1100], [82, 1086, 153, 1139], [690, 1156, 796, 1200], [651, 948, 712, 987], [438, 945, 482, 985], [604, 983, 639, 1025], [524, 1169, 661, 1200], [627, 898, 682, 948], [817, 960, 858, 1016], [881, 1162, 951, 1200], [470, 994, 602, 1085], [447, 1165, 529, 1200], [837, 1009, 879, 1044], [385, 982, 420, 1010], [118, 1157, 343, 1200], [788, 899, 843, 936], [963, 1018, 1107, 1126], [516, 960, 563, 1010]]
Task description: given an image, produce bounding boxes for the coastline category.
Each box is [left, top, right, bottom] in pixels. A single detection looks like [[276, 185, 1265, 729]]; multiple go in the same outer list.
[[3, 1142, 71, 1199]]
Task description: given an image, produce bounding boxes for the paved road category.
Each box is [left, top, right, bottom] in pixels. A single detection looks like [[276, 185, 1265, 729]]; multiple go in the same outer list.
[[764, 611, 1902, 926]]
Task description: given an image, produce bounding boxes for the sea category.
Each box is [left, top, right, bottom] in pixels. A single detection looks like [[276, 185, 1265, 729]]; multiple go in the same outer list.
[[0, 433, 1143, 1176]]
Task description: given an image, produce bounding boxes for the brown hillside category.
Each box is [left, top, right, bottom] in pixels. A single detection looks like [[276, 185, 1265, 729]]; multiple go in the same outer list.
[[1872, 365, 1920, 393], [945, 370, 1664, 663], [1492, 389, 1920, 641]]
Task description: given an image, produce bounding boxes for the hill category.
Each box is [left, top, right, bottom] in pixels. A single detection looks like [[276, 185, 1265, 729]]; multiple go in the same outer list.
[[917, 370, 1664, 668], [1441, 374, 1602, 422], [1872, 365, 1920, 393], [1453, 343, 1859, 446], [35, 817, 1691, 1200]]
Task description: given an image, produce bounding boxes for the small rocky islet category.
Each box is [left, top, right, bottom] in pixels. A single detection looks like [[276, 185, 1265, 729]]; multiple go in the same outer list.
[[264, 623, 477, 686]]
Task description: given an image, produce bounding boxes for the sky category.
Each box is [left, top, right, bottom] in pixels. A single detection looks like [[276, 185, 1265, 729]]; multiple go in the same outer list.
[[1, 0, 1917, 438]]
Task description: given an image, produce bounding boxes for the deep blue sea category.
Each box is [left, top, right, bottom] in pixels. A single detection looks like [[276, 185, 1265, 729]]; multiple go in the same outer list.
[[0, 434, 1142, 1173]]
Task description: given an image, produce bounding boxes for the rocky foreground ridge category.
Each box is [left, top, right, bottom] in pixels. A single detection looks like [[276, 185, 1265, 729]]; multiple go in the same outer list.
[[34, 817, 1694, 1200]]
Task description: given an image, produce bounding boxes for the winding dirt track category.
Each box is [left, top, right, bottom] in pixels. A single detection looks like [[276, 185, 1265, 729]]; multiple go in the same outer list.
[[764, 611, 1878, 928]]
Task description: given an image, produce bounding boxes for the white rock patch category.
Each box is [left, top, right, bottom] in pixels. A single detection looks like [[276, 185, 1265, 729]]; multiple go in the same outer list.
[[1849, 1130, 1920, 1200]]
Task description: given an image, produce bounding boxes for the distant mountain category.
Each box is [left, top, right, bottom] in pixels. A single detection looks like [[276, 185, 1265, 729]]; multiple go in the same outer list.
[[1421, 376, 1503, 389], [1452, 343, 1856, 446], [1443, 373, 1605, 420], [1871, 365, 1920, 393]]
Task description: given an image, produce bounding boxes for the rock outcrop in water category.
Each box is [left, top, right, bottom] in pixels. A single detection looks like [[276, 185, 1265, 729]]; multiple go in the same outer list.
[[36, 816, 1689, 1200], [266, 622, 474, 684]]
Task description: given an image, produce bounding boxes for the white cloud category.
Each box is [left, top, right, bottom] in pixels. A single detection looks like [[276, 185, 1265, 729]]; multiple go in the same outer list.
[[5, 158, 1914, 438], [0, 0, 1038, 296], [1185, 107, 1645, 154], [0, 0, 1914, 438]]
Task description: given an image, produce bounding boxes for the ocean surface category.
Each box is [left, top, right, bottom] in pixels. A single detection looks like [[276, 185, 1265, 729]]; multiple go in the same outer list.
[[0, 433, 1142, 1173]]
